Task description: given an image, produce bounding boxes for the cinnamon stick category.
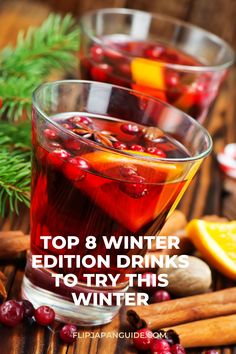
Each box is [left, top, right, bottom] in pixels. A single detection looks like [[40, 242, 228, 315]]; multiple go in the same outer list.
[[165, 314, 236, 347], [127, 287, 236, 330], [0, 271, 7, 302], [0, 233, 30, 257]]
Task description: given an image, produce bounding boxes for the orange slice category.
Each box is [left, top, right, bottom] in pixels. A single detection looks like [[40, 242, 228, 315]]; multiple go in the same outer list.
[[186, 220, 236, 280], [83, 150, 183, 182], [131, 58, 166, 93]]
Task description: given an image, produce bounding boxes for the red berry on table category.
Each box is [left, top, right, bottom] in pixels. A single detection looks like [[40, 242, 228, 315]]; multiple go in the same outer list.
[[171, 344, 186, 354], [63, 157, 89, 181], [59, 324, 78, 343], [47, 149, 70, 168], [146, 147, 166, 158], [121, 123, 141, 135], [130, 144, 145, 152], [34, 305, 55, 326], [165, 329, 180, 345], [18, 300, 35, 318], [120, 174, 148, 199], [150, 339, 171, 353], [44, 128, 58, 141], [133, 328, 154, 351], [113, 141, 127, 150], [151, 290, 171, 303], [0, 300, 24, 326], [91, 63, 113, 82]]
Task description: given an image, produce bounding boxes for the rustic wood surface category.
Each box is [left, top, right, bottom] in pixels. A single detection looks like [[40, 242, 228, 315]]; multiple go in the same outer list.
[[0, 1, 236, 354]]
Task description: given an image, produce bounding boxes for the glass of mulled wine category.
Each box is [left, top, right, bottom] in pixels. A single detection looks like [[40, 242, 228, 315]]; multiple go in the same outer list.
[[79, 8, 234, 123], [22, 80, 212, 326]]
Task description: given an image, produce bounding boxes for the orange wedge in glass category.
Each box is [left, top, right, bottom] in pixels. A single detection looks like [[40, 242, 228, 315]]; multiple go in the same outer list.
[[186, 220, 236, 280]]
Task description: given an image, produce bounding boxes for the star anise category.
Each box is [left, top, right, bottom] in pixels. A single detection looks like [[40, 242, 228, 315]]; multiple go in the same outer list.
[[73, 122, 117, 147]]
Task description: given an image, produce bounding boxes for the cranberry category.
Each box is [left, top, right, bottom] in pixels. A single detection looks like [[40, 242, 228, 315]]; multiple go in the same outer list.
[[47, 149, 70, 168], [120, 174, 148, 198], [146, 147, 166, 157], [68, 116, 92, 126], [62, 123, 72, 130], [118, 63, 131, 75], [44, 128, 58, 141], [204, 351, 219, 354], [113, 141, 127, 150], [150, 290, 171, 303], [165, 329, 180, 345], [64, 139, 81, 151], [90, 45, 104, 62], [145, 45, 165, 59], [0, 300, 24, 326], [48, 141, 62, 149], [63, 157, 89, 181], [34, 305, 55, 326], [121, 123, 140, 135], [18, 300, 35, 318], [171, 344, 186, 354], [119, 165, 137, 177], [59, 324, 78, 343], [150, 339, 171, 353], [133, 328, 154, 351], [140, 272, 157, 291], [130, 144, 145, 152], [91, 63, 112, 82], [166, 72, 179, 88], [104, 48, 123, 60]]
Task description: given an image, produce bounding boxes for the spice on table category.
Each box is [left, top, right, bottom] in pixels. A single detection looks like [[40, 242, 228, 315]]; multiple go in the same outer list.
[[0, 271, 7, 302], [0, 230, 30, 258], [127, 287, 236, 330], [157, 256, 212, 296]]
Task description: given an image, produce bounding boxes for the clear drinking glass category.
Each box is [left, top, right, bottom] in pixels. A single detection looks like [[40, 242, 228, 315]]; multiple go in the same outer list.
[[22, 80, 212, 325], [80, 8, 234, 123]]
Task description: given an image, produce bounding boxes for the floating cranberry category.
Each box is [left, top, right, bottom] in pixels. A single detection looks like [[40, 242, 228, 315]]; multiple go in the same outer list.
[[18, 300, 35, 319], [120, 174, 148, 198], [146, 147, 166, 158], [47, 149, 70, 168], [68, 116, 92, 126], [44, 128, 58, 141], [140, 272, 157, 291], [171, 344, 186, 354], [119, 165, 137, 177], [133, 328, 154, 351], [104, 48, 123, 60], [63, 157, 89, 181], [150, 290, 171, 303], [48, 141, 62, 149], [113, 141, 127, 150], [64, 139, 81, 151], [91, 63, 112, 82], [118, 63, 131, 75], [121, 123, 140, 135], [62, 123, 72, 130], [145, 45, 165, 59], [35, 305, 55, 326], [150, 339, 171, 353], [166, 72, 180, 88], [90, 44, 104, 62], [59, 324, 78, 343], [0, 300, 24, 326], [130, 144, 145, 152]]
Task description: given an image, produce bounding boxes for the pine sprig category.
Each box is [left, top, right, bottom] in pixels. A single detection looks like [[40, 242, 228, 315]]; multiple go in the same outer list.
[[0, 150, 31, 216], [0, 13, 80, 215], [0, 14, 79, 121]]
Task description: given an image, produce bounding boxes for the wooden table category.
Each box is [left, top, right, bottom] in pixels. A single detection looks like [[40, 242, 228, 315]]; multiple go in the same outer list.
[[0, 2, 236, 353]]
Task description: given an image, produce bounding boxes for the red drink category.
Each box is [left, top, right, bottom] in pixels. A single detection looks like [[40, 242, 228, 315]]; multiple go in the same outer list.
[[29, 113, 188, 292], [23, 81, 212, 325], [80, 37, 219, 122]]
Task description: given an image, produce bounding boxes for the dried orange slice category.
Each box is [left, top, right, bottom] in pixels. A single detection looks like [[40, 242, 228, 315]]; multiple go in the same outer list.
[[186, 220, 236, 280]]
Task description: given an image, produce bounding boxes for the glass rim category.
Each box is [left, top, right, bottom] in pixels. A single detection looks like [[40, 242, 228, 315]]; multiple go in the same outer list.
[[32, 79, 213, 163], [79, 7, 235, 72]]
